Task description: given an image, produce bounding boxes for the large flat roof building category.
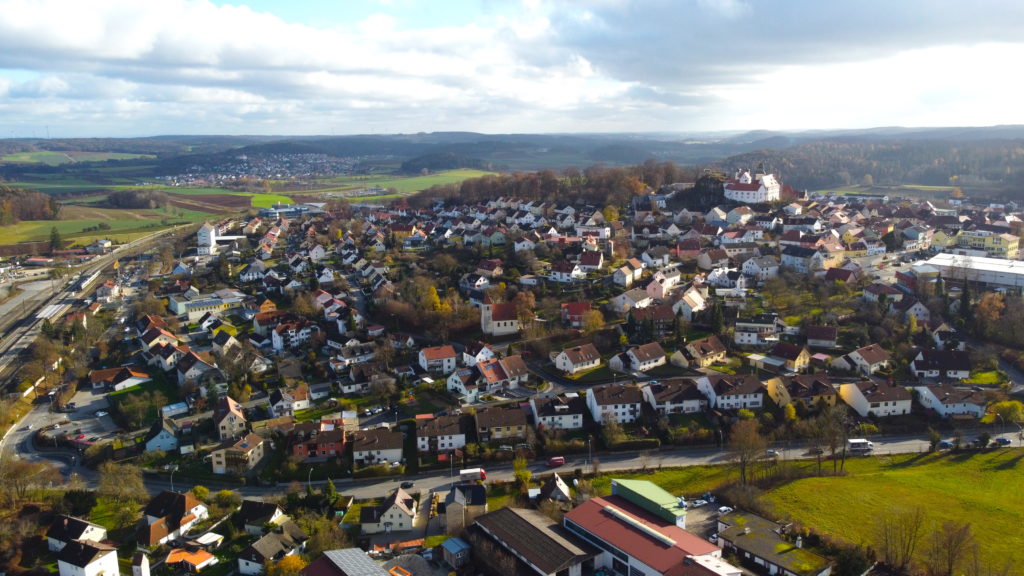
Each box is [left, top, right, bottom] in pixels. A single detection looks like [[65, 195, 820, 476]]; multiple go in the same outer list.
[[923, 253, 1024, 290]]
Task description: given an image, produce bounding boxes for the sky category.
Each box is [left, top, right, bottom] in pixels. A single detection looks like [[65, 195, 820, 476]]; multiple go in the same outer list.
[[1, 0, 1023, 138]]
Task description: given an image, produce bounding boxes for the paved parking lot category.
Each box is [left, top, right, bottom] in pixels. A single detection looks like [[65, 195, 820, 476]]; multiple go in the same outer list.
[[58, 388, 117, 440]]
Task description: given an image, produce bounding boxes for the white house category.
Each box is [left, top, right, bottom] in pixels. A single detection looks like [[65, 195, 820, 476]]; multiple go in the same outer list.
[[914, 384, 987, 419], [530, 393, 586, 431], [643, 378, 708, 415], [699, 374, 765, 410], [587, 383, 644, 424], [554, 344, 601, 375], [416, 415, 466, 453], [360, 488, 417, 535], [741, 256, 780, 281], [832, 344, 892, 376], [839, 381, 913, 418], [910, 349, 972, 380], [351, 428, 404, 465], [624, 342, 667, 372], [57, 540, 119, 576], [419, 345, 458, 374], [47, 516, 107, 552], [723, 170, 781, 203]]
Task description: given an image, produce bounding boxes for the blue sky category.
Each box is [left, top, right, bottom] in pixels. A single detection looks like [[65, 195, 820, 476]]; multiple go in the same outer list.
[[1, 0, 1022, 137]]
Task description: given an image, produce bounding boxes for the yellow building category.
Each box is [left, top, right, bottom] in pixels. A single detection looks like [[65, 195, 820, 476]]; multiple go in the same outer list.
[[956, 230, 1019, 259]]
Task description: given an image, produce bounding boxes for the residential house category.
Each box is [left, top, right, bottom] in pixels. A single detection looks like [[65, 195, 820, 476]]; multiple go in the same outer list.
[[140, 490, 209, 547], [474, 406, 529, 442], [176, 351, 218, 387], [833, 343, 892, 376], [769, 342, 811, 373], [360, 488, 417, 535], [211, 433, 266, 475], [47, 516, 107, 552], [733, 313, 785, 347], [416, 415, 466, 454], [440, 538, 472, 570], [609, 288, 653, 314], [236, 500, 286, 536], [806, 325, 838, 349], [578, 251, 604, 272], [530, 393, 587, 431], [587, 383, 644, 424], [700, 374, 765, 410], [717, 511, 831, 576], [269, 385, 311, 417], [766, 374, 838, 410], [57, 540, 119, 576], [839, 381, 913, 418], [561, 302, 592, 328], [143, 418, 179, 453], [441, 484, 488, 534], [88, 366, 151, 391], [550, 261, 585, 283], [620, 342, 667, 372], [685, 335, 728, 368], [553, 344, 601, 375], [911, 349, 972, 380], [237, 521, 308, 576], [671, 284, 708, 321], [214, 396, 247, 441], [350, 428, 404, 465], [629, 304, 676, 339], [289, 423, 345, 462], [418, 345, 458, 374], [642, 378, 708, 415], [646, 268, 682, 300], [913, 384, 987, 419]]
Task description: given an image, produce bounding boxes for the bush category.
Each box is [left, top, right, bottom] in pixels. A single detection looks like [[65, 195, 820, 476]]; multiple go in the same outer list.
[[609, 438, 661, 451], [354, 464, 404, 479]]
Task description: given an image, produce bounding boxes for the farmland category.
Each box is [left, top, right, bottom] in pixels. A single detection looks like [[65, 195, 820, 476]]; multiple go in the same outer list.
[[315, 168, 496, 195], [0, 204, 208, 246], [1, 151, 154, 165]]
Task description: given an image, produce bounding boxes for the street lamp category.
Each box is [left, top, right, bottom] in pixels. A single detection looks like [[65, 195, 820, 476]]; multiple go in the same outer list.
[[169, 464, 179, 492], [587, 436, 593, 471], [307, 467, 314, 491]]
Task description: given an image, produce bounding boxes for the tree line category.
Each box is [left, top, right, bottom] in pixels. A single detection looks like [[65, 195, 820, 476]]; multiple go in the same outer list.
[[406, 160, 700, 208], [0, 186, 59, 224]]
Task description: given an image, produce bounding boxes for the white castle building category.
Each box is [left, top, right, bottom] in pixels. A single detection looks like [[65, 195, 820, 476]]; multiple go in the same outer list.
[[723, 169, 781, 203]]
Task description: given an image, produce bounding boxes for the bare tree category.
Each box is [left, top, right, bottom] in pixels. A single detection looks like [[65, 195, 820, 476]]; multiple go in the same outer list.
[[875, 507, 925, 572], [924, 520, 976, 576], [728, 420, 766, 485]]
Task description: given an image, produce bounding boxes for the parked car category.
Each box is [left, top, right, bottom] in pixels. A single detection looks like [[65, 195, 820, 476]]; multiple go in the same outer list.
[[94, 410, 108, 417], [995, 437, 1012, 446], [717, 506, 733, 516], [400, 481, 415, 489], [937, 440, 954, 450], [807, 447, 824, 455], [690, 499, 708, 508]]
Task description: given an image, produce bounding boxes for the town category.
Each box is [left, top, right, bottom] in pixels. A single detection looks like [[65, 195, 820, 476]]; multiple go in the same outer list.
[[1, 162, 1021, 576]]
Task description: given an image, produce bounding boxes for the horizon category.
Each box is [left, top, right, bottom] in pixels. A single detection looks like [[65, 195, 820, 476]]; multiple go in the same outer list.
[[2, 1, 1023, 138]]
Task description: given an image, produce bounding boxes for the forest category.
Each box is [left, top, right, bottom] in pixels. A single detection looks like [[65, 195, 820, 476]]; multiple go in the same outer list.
[[0, 186, 60, 224], [407, 160, 701, 208]]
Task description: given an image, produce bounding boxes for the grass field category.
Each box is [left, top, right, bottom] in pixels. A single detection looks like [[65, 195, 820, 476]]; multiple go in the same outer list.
[[764, 449, 1024, 567], [1, 151, 153, 165], [318, 169, 496, 194], [0, 204, 210, 245]]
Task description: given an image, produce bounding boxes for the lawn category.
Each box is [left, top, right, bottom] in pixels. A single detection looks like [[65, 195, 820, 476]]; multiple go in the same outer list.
[[591, 462, 734, 498], [763, 449, 1024, 567], [0, 203, 211, 245], [965, 370, 1006, 386]]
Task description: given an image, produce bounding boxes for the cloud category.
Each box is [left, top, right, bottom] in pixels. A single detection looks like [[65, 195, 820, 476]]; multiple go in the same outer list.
[[0, 0, 1022, 135]]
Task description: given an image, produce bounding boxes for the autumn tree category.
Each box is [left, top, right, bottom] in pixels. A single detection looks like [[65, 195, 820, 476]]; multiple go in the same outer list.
[[974, 292, 1005, 338], [513, 455, 532, 492], [728, 420, 766, 485], [989, 400, 1024, 424], [266, 555, 307, 576], [0, 454, 60, 506], [513, 289, 536, 326], [581, 309, 605, 334], [97, 461, 148, 504]]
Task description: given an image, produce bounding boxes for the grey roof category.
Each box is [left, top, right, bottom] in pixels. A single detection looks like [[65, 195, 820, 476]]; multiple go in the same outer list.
[[319, 548, 390, 576], [57, 539, 115, 569]]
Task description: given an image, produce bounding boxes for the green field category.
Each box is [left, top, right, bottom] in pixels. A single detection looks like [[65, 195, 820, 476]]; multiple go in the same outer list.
[[0, 204, 209, 245], [764, 449, 1024, 567], [319, 168, 496, 194], [1, 151, 153, 165]]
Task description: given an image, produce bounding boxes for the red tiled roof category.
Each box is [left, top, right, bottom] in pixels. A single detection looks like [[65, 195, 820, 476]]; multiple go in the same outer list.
[[566, 496, 718, 576]]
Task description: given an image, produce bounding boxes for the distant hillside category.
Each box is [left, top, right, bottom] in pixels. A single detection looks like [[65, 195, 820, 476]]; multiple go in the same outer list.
[[399, 152, 491, 174]]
